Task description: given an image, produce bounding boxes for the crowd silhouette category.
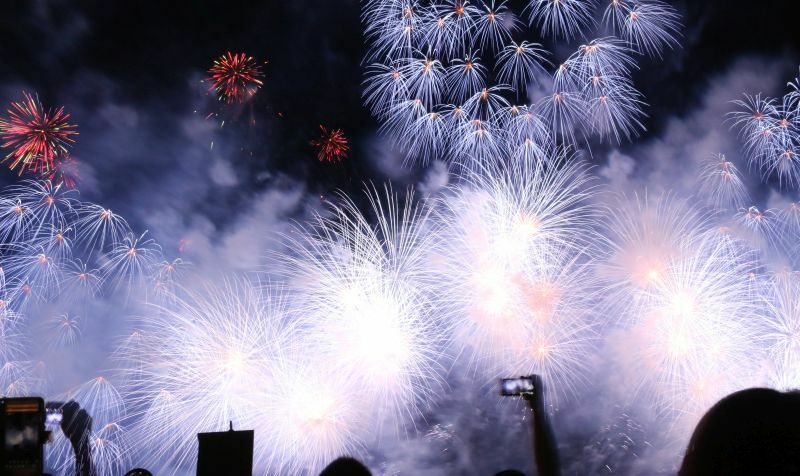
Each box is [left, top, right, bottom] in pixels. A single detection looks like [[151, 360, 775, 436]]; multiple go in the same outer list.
[[13, 381, 800, 475]]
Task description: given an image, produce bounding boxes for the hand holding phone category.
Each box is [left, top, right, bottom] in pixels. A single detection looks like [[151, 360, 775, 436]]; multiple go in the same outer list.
[[500, 376, 536, 396]]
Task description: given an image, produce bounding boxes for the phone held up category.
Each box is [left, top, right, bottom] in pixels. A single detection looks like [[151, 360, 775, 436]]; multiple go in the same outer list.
[[500, 375, 537, 397], [1, 396, 45, 476]]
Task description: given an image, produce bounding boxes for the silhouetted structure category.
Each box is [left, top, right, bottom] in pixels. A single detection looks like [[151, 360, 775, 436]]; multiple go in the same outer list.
[[196, 422, 253, 476]]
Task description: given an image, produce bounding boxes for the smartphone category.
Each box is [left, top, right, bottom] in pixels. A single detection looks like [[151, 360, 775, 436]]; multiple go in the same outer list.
[[1, 397, 45, 476], [45, 403, 64, 430], [500, 376, 536, 396]]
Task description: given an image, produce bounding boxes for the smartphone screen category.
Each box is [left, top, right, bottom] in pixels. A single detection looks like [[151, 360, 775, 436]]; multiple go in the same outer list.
[[500, 377, 535, 396], [45, 409, 63, 429], [1, 397, 44, 476]]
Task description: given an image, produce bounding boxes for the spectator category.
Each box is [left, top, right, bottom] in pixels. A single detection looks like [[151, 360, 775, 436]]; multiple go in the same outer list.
[[679, 388, 800, 475], [522, 375, 561, 476], [60, 401, 95, 476], [319, 456, 372, 476]]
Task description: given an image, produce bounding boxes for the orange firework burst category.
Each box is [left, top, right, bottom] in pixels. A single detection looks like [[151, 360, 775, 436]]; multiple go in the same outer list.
[[0, 92, 78, 175], [311, 125, 349, 163], [207, 51, 265, 103]]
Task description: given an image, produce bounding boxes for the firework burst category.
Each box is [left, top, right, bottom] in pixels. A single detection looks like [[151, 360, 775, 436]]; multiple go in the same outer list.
[[436, 154, 598, 397], [0, 92, 78, 175], [279, 185, 446, 426], [207, 52, 265, 103], [118, 279, 296, 473], [311, 125, 349, 163], [615, 230, 760, 423]]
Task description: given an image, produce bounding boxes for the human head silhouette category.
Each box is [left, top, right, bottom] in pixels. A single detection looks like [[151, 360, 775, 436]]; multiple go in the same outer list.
[[679, 388, 800, 475], [319, 456, 372, 476]]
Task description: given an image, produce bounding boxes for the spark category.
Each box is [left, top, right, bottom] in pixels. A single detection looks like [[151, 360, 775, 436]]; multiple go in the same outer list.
[[207, 52, 265, 103], [0, 92, 78, 175]]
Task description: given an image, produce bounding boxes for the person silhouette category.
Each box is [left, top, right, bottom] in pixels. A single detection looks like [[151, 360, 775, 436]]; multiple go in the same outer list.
[[679, 388, 800, 475], [319, 456, 372, 476], [59, 401, 95, 476], [521, 375, 560, 476]]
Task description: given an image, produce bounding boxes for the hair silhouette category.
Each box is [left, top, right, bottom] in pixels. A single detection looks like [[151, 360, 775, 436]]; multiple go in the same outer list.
[[679, 388, 800, 475]]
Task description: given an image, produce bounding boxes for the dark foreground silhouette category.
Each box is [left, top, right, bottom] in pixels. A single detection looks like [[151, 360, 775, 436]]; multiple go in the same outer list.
[[319, 456, 372, 476], [678, 388, 800, 476], [26, 386, 800, 475]]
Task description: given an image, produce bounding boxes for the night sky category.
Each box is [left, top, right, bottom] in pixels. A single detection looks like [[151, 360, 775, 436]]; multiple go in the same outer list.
[[1, 1, 799, 237]]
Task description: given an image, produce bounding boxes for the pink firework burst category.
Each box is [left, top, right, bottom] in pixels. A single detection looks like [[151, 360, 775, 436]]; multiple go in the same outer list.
[[207, 52, 265, 103], [0, 92, 78, 175]]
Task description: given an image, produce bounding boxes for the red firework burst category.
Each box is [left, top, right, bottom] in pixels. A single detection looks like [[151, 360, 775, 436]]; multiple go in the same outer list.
[[0, 92, 78, 175], [311, 125, 349, 163], [207, 52, 264, 103], [44, 156, 80, 189]]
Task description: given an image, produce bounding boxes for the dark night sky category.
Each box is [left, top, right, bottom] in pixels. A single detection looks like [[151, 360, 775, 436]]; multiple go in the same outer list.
[[0, 0, 799, 246]]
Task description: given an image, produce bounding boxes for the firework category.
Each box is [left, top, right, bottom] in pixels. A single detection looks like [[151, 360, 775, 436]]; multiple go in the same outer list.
[[101, 231, 163, 294], [623, 233, 760, 421], [279, 185, 446, 426], [547, 38, 645, 143], [311, 125, 349, 163], [401, 54, 446, 109], [603, 0, 681, 58], [496, 41, 551, 95], [362, 0, 424, 61], [48, 313, 81, 348], [118, 279, 301, 473], [363, 59, 409, 119], [44, 156, 81, 189], [48, 377, 131, 475], [261, 356, 367, 474], [729, 87, 800, 187], [0, 92, 78, 175], [207, 52, 264, 103], [760, 274, 800, 390], [0, 308, 26, 362], [436, 154, 597, 396], [499, 105, 554, 161], [473, 1, 520, 53], [526, 0, 597, 40], [697, 153, 749, 210], [735, 205, 781, 251], [445, 52, 488, 104], [74, 204, 132, 255], [598, 192, 714, 323]]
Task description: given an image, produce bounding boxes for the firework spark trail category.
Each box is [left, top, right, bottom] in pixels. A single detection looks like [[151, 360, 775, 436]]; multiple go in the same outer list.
[[0, 177, 173, 473], [361, 0, 661, 166], [278, 185, 447, 428], [602, 0, 682, 58], [311, 125, 350, 163], [760, 274, 800, 390], [207, 52, 265, 104], [434, 154, 598, 398], [526, 0, 598, 40], [116, 279, 308, 473], [599, 193, 713, 322], [607, 216, 762, 424], [729, 70, 800, 187], [0, 92, 78, 175], [697, 153, 750, 210]]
